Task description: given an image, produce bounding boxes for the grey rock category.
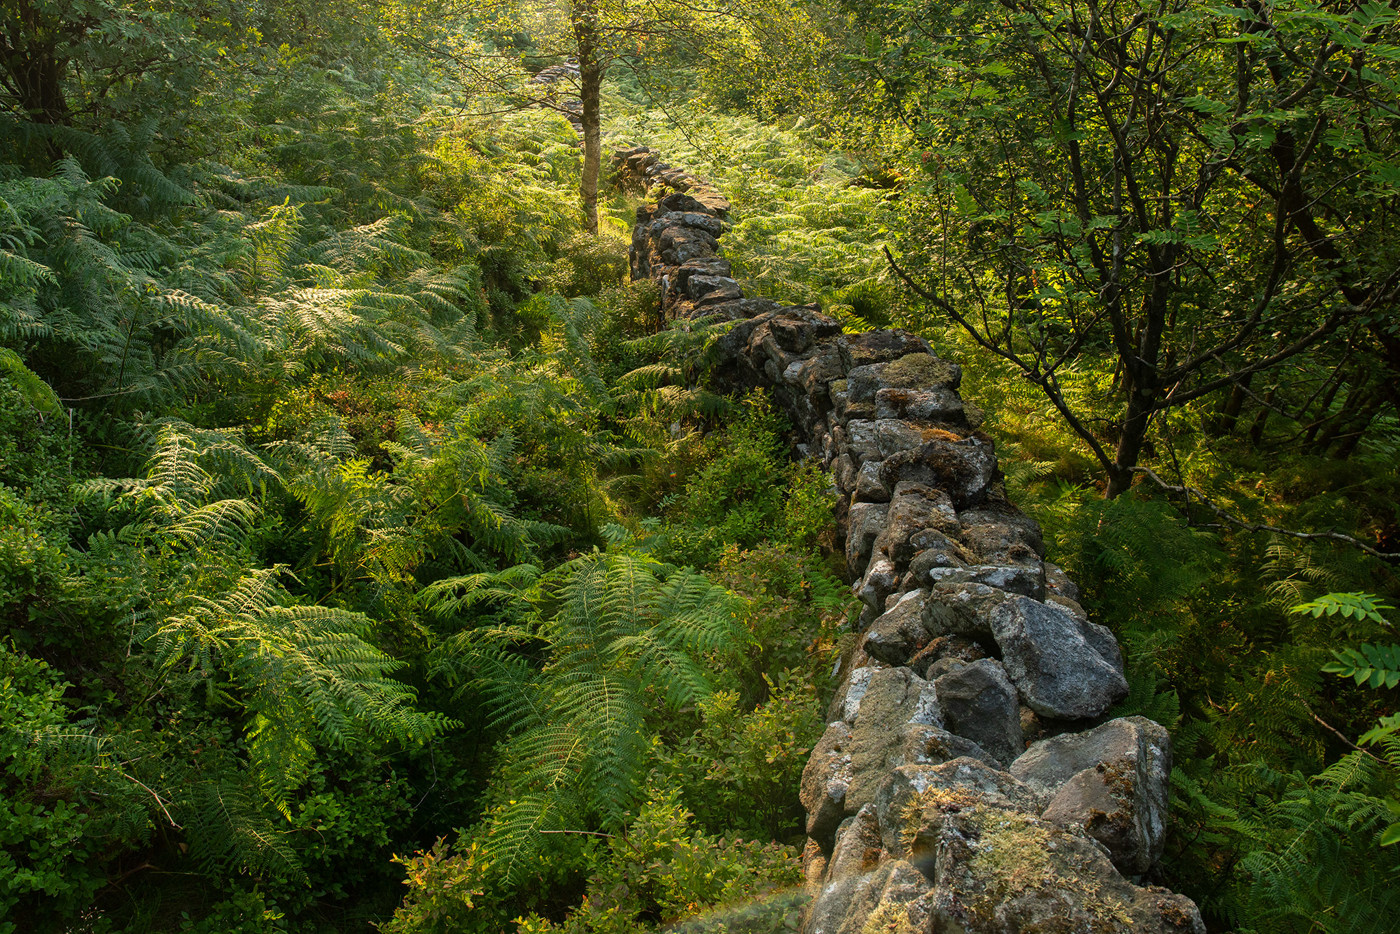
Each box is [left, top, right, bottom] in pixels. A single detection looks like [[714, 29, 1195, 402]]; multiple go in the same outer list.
[[874, 385, 965, 422], [806, 859, 929, 934], [924, 562, 1046, 599], [922, 581, 1013, 642], [1012, 716, 1173, 873], [839, 331, 933, 370], [826, 805, 882, 883], [854, 460, 890, 502], [844, 668, 944, 813], [875, 419, 937, 458], [844, 501, 888, 577], [990, 596, 1129, 720], [801, 721, 853, 845], [877, 439, 1000, 510], [958, 510, 1045, 563], [854, 556, 899, 618], [933, 658, 1025, 765], [1044, 560, 1080, 602], [874, 758, 1043, 856], [861, 590, 932, 665], [871, 483, 959, 568]]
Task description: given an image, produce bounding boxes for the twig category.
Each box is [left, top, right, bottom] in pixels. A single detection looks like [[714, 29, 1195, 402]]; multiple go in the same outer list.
[[1131, 466, 1400, 561], [1307, 709, 1387, 765]]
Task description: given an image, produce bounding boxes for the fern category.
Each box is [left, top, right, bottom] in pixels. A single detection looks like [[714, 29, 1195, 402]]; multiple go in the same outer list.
[[150, 566, 451, 819], [430, 551, 745, 883]]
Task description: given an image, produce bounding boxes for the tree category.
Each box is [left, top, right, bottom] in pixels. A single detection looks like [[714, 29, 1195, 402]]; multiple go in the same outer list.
[[839, 0, 1400, 495], [384, 0, 715, 235]]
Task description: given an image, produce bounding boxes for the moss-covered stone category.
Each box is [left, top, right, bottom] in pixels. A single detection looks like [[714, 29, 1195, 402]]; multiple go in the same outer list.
[[881, 354, 960, 389]]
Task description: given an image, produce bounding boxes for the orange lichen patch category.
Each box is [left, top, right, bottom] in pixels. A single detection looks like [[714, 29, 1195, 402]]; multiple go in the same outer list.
[[920, 427, 964, 443]]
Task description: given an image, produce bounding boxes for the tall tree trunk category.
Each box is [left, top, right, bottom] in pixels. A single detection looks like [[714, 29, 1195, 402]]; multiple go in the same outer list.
[[572, 1, 602, 236]]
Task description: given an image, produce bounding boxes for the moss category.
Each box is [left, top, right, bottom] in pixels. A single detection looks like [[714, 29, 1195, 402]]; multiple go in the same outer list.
[[882, 354, 959, 389], [860, 901, 923, 934], [897, 791, 1135, 933]]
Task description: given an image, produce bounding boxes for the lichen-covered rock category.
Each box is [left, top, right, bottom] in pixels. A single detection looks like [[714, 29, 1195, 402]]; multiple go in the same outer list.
[[854, 556, 899, 620], [854, 460, 890, 502], [806, 859, 930, 934], [874, 758, 1043, 855], [839, 332, 933, 370], [906, 796, 1205, 934], [801, 721, 853, 846], [1012, 716, 1172, 873], [933, 658, 1025, 766], [926, 562, 1046, 599], [990, 595, 1129, 719], [844, 668, 944, 812], [871, 483, 959, 568], [862, 590, 932, 665], [922, 581, 1013, 643], [958, 509, 1045, 563], [826, 804, 883, 883], [877, 439, 1000, 510], [874, 385, 965, 423], [907, 634, 989, 679], [845, 502, 888, 577]]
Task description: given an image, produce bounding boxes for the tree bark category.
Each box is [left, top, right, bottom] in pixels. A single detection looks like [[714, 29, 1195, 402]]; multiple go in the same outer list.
[[572, 1, 602, 236]]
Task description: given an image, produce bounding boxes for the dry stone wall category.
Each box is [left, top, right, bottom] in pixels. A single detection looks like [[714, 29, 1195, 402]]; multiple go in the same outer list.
[[613, 146, 1206, 934]]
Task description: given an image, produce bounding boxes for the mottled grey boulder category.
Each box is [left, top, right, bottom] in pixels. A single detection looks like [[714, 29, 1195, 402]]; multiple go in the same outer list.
[[844, 668, 944, 813], [990, 595, 1129, 719], [933, 658, 1025, 765], [800, 721, 853, 845], [922, 581, 1013, 642], [862, 590, 932, 665], [854, 460, 890, 502], [871, 483, 959, 567], [877, 439, 999, 510], [844, 501, 888, 577], [874, 386, 964, 422], [1012, 716, 1173, 873]]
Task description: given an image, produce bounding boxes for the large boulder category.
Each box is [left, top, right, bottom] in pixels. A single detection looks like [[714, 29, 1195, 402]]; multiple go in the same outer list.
[[870, 482, 960, 568], [801, 721, 853, 846], [877, 439, 1000, 510], [933, 658, 1025, 766], [843, 668, 944, 813], [990, 595, 1129, 720], [861, 590, 933, 665], [1011, 717, 1173, 874]]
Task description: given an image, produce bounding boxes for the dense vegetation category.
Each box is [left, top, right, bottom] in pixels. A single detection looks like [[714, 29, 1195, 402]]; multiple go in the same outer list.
[[1, 1, 1396, 933]]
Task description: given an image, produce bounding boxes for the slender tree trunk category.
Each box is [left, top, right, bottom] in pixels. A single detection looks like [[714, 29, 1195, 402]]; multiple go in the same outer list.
[[1248, 387, 1276, 446], [572, 1, 602, 236], [1105, 388, 1153, 498], [1211, 372, 1253, 435]]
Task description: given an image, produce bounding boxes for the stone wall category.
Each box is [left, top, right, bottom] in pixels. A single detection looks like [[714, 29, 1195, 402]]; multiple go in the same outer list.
[[613, 147, 1206, 934]]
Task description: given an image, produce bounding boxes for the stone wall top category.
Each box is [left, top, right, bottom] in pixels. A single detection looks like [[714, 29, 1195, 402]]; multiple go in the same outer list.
[[612, 147, 1205, 934]]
